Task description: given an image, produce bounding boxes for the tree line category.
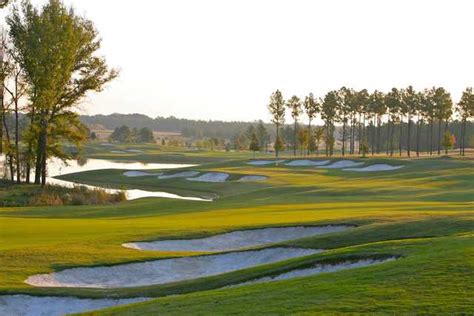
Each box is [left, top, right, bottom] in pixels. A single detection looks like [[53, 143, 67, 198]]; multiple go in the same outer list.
[[0, 0, 116, 185], [268, 87, 474, 157]]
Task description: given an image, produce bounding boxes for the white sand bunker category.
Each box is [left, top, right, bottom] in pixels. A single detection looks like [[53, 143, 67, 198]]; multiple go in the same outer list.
[[111, 150, 127, 154], [123, 171, 162, 177], [318, 160, 364, 169], [0, 295, 147, 316], [159, 171, 200, 179], [343, 164, 405, 172], [123, 225, 351, 252], [285, 160, 330, 167], [248, 160, 286, 166], [25, 248, 320, 288], [187, 172, 229, 183], [238, 175, 268, 182], [233, 257, 398, 287]]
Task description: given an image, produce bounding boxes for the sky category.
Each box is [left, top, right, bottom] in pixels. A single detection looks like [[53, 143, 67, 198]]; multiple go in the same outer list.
[[6, 0, 474, 122]]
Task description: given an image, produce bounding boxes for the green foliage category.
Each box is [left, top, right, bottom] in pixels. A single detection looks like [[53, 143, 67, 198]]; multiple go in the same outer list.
[[109, 126, 154, 143], [442, 131, 456, 150], [249, 132, 260, 154]]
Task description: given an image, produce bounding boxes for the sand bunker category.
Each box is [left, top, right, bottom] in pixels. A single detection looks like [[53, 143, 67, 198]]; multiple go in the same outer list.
[[0, 295, 147, 316], [25, 248, 320, 288], [159, 171, 200, 179], [318, 160, 364, 169], [187, 172, 229, 183], [285, 160, 330, 167], [248, 160, 286, 166], [238, 175, 268, 182], [343, 164, 405, 172], [232, 257, 397, 287], [111, 150, 127, 154], [123, 225, 351, 252], [123, 171, 162, 177]]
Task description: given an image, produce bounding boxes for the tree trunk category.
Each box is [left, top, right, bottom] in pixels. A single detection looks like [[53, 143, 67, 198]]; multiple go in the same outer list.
[[437, 118, 442, 155], [342, 118, 346, 156], [275, 123, 279, 159], [416, 118, 421, 158], [429, 119, 434, 155], [293, 121, 297, 156], [407, 113, 411, 157], [390, 119, 395, 156], [399, 116, 403, 156], [35, 117, 48, 185], [444, 119, 449, 155], [307, 119, 312, 156], [14, 102, 20, 183]]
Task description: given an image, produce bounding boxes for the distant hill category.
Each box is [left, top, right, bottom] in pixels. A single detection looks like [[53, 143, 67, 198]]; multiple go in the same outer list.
[[80, 113, 275, 139]]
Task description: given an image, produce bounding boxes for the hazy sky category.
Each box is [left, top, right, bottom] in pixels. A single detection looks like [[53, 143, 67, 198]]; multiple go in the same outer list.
[[8, 0, 474, 121]]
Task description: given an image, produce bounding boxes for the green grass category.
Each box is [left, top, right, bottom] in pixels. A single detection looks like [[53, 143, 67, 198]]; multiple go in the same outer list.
[[0, 147, 473, 314]]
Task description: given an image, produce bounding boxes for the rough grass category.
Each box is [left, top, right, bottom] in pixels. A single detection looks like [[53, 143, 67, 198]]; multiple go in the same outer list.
[[0, 181, 126, 207], [0, 147, 473, 314]]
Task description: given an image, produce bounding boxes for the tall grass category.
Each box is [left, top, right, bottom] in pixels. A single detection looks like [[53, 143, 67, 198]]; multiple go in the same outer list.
[[0, 180, 126, 206]]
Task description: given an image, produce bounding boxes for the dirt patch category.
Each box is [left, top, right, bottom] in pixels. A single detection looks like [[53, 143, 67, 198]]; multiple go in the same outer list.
[[25, 248, 320, 288], [123, 225, 352, 252]]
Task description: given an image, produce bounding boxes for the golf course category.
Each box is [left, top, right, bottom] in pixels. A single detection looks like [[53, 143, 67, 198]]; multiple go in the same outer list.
[[1, 144, 473, 315]]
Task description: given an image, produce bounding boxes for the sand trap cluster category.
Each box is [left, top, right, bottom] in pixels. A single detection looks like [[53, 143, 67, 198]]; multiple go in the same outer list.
[[159, 171, 200, 179], [285, 160, 330, 167], [232, 257, 398, 287], [343, 164, 405, 172], [187, 172, 229, 183], [318, 160, 364, 169], [238, 175, 268, 182], [248, 160, 286, 166], [123, 225, 352, 252], [25, 248, 320, 288], [0, 295, 147, 316], [123, 171, 162, 177]]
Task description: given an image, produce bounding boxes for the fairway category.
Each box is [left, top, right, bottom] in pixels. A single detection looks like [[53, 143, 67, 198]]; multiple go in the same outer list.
[[0, 146, 473, 315]]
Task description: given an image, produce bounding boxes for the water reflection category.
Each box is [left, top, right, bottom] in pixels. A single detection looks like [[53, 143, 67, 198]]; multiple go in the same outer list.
[[1, 156, 212, 202]]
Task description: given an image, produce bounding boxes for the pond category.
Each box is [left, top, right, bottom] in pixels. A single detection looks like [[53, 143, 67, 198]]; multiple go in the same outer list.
[[1, 156, 210, 201]]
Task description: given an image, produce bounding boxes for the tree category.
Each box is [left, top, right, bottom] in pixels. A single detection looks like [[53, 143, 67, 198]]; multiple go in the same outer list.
[[385, 88, 402, 156], [8, 0, 118, 185], [442, 130, 456, 154], [0, 0, 9, 8], [457, 88, 474, 156], [312, 127, 324, 156], [402, 86, 418, 157], [303, 93, 319, 155], [137, 127, 154, 143], [256, 120, 269, 151], [110, 125, 132, 143], [286, 95, 302, 156], [249, 132, 260, 157], [339, 87, 354, 156], [268, 90, 285, 158], [321, 91, 339, 156], [368, 90, 386, 155], [431, 87, 453, 155]]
